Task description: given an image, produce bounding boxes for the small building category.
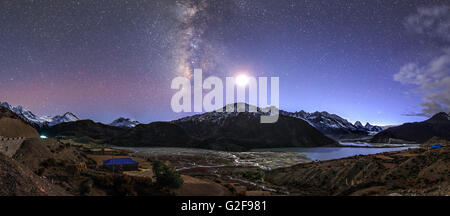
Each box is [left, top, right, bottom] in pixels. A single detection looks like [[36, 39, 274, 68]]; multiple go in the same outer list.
[[103, 158, 139, 171], [432, 144, 443, 148]]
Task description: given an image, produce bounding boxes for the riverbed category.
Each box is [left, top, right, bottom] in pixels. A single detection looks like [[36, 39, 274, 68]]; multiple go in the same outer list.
[[114, 143, 420, 170]]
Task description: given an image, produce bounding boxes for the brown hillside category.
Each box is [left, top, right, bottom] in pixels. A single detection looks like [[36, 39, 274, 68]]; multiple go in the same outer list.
[[266, 147, 450, 196], [12, 138, 97, 194], [0, 152, 68, 196], [0, 107, 39, 138], [13, 138, 92, 172]]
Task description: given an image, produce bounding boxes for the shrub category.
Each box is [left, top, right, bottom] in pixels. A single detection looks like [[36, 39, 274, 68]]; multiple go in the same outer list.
[[152, 161, 183, 189], [40, 158, 57, 168], [80, 179, 92, 196], [92, 174, 136, 196], [113, 175, 136, 196], [242, 171, 263, 181]]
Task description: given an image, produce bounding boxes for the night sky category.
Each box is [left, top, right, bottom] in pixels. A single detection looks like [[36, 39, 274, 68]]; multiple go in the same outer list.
[[1, 0, 449, 125]]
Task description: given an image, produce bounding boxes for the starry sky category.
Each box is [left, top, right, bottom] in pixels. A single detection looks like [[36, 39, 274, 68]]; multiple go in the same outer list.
[[1, 0, 449, 125]]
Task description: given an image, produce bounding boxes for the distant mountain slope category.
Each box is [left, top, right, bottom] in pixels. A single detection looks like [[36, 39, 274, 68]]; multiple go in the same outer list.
[[281, 110, 382, 140], [44, 120, 195, 149], [0, 106, 39, 138], [42, 120, 126, 141], [371, 112, 450, 143], [0, 102, 79, 128], [109, 117, 141, 128], [110, 122, 191, 147]]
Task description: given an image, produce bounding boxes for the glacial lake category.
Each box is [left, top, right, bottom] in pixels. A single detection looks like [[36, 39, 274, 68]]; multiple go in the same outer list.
[[252, 144, 420, 161]]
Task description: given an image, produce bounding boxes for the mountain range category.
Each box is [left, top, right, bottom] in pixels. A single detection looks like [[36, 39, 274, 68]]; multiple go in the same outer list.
[[171, 104, 384, 140], [0, 102, 383, 141], [0, 102, 142, 129], [2, 100, 450, 151], [42, 103, 339, 151], [278, 110, 382, 139], [109, 117, 141, 128], [0, 102, 79, 128]]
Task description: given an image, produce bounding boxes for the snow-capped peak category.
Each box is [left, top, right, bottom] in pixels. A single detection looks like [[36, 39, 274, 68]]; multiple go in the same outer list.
[[45, 112, 80, 127], [174, 103, 278, 125], [364, 122, 383, 133], [1, 102, 42, 126], [110, 117, 141, 128], [171, 103, 385, 140], [281, 109, 385, 138], [0, 102, 79, 127], [354, 121, 364, 128]]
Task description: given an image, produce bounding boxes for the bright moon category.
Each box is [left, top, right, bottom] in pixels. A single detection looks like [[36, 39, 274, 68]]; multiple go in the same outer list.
[[235, 74, 250, 87]]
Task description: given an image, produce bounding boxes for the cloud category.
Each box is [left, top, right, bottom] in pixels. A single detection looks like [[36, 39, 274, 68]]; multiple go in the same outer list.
[[394, 5, 450, 117], [394, 49, 450, 116], [404, 5, 450, 42]]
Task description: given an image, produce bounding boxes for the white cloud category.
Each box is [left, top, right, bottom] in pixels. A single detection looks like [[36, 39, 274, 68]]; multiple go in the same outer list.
[[394, 50, 450, 116], [395, 5, 450, 117]]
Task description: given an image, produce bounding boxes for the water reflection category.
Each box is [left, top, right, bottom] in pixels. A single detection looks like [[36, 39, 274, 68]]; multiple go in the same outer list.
[[252, 144, 419, 161]]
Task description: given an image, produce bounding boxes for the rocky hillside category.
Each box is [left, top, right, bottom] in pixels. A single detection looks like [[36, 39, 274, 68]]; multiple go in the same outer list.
[[266, 146, 450, 196], [371, 112, 450, 143], [12, 137, 100, 194], [0, 152, 68, 196]]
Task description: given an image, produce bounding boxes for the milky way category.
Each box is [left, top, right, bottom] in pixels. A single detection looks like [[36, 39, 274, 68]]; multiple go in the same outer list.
[[0, 0, 449, 125], [172, 0, 238, 79]]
